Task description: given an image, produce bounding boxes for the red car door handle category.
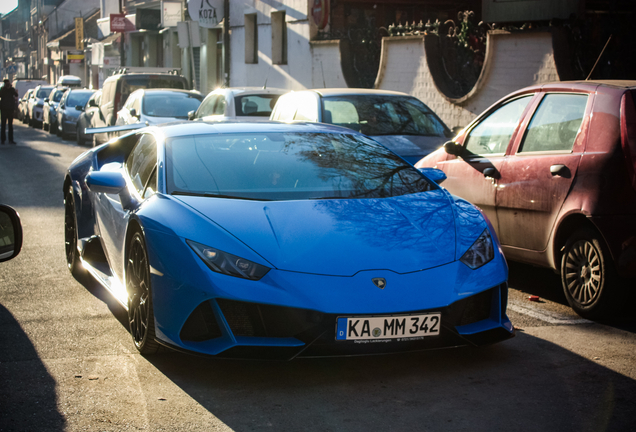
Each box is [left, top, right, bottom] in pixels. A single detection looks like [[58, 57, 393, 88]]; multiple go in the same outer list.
[[550, 164, 570, 177]]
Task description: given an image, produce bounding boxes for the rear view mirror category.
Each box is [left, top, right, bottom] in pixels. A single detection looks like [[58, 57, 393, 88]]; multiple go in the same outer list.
[[418, 168, 447, 184], [75, 105, 84, 111], [188, 110, 195, 121], [0, 205, 23, 263], [85, 171, 126, 195], [44, 98, 49, 103], [443, 141, 464, 156], [129, 108, 137, 118], [86, 171, 139, 211], [89, 99, 98, 107]]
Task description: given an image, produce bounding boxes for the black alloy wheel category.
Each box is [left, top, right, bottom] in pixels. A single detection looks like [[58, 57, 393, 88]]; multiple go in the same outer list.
[[561, 227, 619, 319], [126, 231, 159, 355], [64, 186, 85, 277]]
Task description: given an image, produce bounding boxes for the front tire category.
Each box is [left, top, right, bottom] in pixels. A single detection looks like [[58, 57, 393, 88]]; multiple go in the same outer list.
[[561, 227, 620, 319], [76, 127, 84, 146], [64, 185, 85, 278], [126, 231, 159, 355]]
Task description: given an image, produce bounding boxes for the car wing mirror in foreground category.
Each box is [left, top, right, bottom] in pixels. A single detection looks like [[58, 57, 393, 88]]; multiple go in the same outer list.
[[187, 110, 195, 120], [443, 140, 464, 156], [0, 205, 23, 263], [418, 168, 447, 184], [86, 171, 126, 194]]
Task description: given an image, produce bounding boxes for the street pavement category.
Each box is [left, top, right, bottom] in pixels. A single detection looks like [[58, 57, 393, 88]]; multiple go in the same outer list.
[[0, 122, 635, 431]]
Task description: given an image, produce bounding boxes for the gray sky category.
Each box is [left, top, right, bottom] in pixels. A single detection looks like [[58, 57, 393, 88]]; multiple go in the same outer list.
[[0, 0, 18, 16]]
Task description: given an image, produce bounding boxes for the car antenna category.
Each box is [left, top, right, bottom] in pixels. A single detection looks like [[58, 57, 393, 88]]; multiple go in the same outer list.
[[321, 61, 326, 88], [586, 35, 612, 80], [263, 67, 271, 89]]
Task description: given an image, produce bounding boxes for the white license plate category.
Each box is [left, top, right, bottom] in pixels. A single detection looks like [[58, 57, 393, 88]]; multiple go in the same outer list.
[[336, 313, 441, 341]]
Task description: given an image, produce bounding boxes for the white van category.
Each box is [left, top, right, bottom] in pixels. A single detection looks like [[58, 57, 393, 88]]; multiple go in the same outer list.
[[11, 79, 48, 99]]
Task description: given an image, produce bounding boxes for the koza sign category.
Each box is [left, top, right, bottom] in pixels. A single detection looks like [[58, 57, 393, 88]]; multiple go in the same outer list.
[[188, 0, 223, 28], [110, 14, 127, 32]]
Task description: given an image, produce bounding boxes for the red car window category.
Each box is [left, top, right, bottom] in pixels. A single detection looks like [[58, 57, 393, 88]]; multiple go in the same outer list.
[[464, 96, 532, 155], [519, 94, 588, 153]]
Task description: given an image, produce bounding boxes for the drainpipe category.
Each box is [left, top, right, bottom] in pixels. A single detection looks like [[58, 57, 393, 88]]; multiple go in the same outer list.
[[223, 0, 229, 86], [119, 0, 125, 67]]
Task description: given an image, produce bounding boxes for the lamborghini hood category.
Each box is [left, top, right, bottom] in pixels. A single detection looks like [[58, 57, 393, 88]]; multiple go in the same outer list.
[[176, 190, 457, 276]]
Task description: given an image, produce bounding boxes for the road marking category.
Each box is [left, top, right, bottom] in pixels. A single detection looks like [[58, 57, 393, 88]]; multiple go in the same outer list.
[[508, 300, 592, 325]]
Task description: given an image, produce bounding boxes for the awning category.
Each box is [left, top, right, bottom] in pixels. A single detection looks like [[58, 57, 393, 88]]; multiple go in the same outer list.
[[100, 32, 121, 47], [47, 26, 75, 51]]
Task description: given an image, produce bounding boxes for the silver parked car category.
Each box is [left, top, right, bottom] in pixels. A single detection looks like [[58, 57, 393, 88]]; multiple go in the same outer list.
[[76, 90, 101, 145], [270, 89, 453, 164], [190, 87, 286, 121], [56, 89, 95, 139], [28, 85, 54, 127], [43, 87, 68, 133], [116, 89, 203, 127]]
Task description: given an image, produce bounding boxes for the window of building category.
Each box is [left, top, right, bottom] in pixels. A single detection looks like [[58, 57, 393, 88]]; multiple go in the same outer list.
[[271, 11, 287, 65], [245, 13, 258, 64]]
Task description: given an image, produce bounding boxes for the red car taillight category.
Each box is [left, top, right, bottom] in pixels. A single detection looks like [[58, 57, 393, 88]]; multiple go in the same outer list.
[[620, 91, 636, 190]]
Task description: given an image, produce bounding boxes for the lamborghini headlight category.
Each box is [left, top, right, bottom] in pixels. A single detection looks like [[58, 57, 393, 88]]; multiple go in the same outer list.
[[187, 239, 270, 281], [460, 229, 494, 269]]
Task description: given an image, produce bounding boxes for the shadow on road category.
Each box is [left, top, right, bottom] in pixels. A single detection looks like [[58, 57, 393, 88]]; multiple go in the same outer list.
[[144, 335, 636, 432], [0, 123, 79, 208], [508, 261, 566, 304], [0, 303, 65, 431], [508, 261, 636, 331]]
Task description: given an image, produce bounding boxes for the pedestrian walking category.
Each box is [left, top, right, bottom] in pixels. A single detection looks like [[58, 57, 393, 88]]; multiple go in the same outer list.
[[1, 79, 19, 145]]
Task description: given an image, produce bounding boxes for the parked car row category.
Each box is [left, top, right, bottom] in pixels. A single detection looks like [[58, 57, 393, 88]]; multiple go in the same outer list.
[[23, 71, 632, 321]]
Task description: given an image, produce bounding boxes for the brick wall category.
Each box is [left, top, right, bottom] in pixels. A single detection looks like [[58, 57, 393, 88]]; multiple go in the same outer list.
[[310, 40, 347, 89], [375, 30, 561, 129]]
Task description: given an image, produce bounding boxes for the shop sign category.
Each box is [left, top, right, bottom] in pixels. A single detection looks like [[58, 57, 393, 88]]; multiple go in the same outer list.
[[104, 56, 121, 67], [136, 9, 161, 30], [311, 0, 330, 30], [110, 13, 127, 32], [187, 0, 223, 29], [75, 17, 84, 50], [162, 1, 182, 28], [68, 52, 85, 64]]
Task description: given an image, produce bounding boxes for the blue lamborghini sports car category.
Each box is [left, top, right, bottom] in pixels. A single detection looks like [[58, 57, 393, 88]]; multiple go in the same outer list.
[[64, 121, 514, 358]]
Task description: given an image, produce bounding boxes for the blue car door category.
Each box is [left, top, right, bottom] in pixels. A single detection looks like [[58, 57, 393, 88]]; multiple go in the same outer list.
[[94, 133, 157, 282]]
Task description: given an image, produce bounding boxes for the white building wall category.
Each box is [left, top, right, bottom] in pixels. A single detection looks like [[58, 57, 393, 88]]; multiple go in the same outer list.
[[310, 40, 347, 88], [229, 0, 313, 90]]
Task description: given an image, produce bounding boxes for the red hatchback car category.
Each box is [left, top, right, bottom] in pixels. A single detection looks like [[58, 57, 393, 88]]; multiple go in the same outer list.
[[416, 80, 636, 319]]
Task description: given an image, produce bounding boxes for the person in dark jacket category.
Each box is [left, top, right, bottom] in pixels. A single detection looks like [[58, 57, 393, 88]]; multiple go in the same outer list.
[[1, 79, 18, 144]]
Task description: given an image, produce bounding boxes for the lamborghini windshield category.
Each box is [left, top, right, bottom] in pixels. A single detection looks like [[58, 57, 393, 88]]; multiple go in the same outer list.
[[166, 132, 433, 201]]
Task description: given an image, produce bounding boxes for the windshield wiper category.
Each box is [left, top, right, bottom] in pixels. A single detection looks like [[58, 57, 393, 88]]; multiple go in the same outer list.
[[171, 191, 271, 201]]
